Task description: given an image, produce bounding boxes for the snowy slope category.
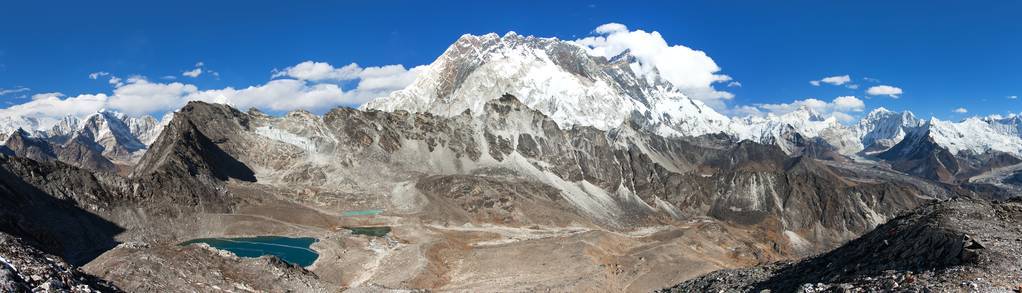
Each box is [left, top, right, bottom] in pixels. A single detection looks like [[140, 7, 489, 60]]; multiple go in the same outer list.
[[926, 117, 1022, 156]]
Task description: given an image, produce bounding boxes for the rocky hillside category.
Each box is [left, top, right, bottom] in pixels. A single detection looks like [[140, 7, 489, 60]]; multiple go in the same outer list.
[[0, 232, 121, 292], [660, 197, 1022, 292], [163, 98, 962, 248]]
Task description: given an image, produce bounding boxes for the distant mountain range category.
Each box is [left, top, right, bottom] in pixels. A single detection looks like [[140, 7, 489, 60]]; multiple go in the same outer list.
[[0, 32, 1018, 291]]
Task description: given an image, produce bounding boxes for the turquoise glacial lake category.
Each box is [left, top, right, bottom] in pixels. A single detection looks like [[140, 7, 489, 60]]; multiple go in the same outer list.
[[342, 209, 384, 217], [180, 236, 319, 267]]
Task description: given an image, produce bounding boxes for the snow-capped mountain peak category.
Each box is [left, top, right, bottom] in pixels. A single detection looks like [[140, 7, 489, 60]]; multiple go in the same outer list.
[[363, 32, 732, 138], [0, 109, 168, 165], [855, 107, 924, 153]]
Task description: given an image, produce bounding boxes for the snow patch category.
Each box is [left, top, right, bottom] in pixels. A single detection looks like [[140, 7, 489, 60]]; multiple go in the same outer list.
[[254, 126, 318, 152]]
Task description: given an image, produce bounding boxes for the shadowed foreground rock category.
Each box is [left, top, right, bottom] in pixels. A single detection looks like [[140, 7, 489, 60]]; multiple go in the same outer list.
[[660, 197, 1022, 292], [0, 232, 120, 292]]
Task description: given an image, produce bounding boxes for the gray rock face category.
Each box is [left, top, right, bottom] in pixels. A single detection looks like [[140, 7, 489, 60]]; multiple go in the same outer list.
[[167, 97, 960, 246]]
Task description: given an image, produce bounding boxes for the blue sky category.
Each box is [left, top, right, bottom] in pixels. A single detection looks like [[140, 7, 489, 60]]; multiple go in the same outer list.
[[1, 0, 1020, 121]]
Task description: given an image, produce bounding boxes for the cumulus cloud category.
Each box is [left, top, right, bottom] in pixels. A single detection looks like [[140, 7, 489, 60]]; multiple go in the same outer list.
[[727, 81, 742, 88], [0, 86, 30, 96], [270, 61, 426, 104], [271, 61, 425, 87], [866, 85, 903, 98], [272, 61, 361, 81], [953, 107, 968, 113], [571, 23, 734, 107], [594, 22, 628, 34], [810, 75, 851, 86], [0, 60, 425, 128], [108, 78, 200, 114], [749, 96, 866, 122], [185, 79, 346, 112], [0, 92, 108, 127]]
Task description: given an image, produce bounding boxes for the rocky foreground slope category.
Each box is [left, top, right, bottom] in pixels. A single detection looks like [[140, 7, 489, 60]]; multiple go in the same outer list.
[[661, 197, 1022, 292], [0, 232, 120, 292]]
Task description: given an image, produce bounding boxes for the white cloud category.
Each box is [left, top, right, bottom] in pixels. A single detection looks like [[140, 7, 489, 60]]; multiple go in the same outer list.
[[108, 78, 199, 114], [866, 85, 903, 98], [572, 23, 733, 107], [356, 64, 426, 92], [272, 61, 362, 81], [1009, 95, 1018, 100], [750, 96, 865, 122], [953, 107, 968, 113], [594, 23, 628, 34], [88, 71, 110, 80], [727, 81, 742, 88], [845, 84, 859, 89], [186, 79, 346, 112], [832, 95, 866, 111], [0, 60, 425, 126], [182, 68, 202, 78], [270, 61, 426, 104], [863, 77, 880, 83], [0, 86, 30, 96], [0, 92, 108, 127], [182, 61, 206, 78], [810, 75, 851, 86]]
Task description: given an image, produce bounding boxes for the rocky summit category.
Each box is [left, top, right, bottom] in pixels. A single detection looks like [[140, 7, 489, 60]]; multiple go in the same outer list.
[[0, 31, 1019, 292]]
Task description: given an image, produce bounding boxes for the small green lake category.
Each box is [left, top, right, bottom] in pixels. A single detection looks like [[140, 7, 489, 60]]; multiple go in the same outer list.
[[346, 226, 391, 237], [342, 209, 384, 217], [180, 236, 319, 267]]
